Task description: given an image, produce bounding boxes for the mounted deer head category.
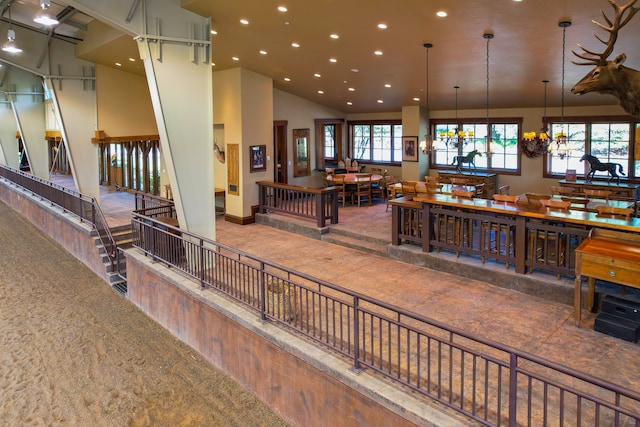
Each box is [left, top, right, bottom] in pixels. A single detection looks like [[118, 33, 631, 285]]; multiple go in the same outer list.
[[213, 139, 225, 163], [571, 0, 640, 116]]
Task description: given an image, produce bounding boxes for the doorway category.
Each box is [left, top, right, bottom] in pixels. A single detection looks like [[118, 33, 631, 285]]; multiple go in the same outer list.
[[273, 120, 288, 183]]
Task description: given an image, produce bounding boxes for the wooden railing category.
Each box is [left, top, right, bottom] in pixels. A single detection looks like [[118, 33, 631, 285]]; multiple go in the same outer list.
[[257, 181, 339, 227], [131, 214, 640, 426]]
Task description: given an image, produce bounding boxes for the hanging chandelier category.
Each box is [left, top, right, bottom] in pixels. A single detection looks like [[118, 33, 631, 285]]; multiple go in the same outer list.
[[521, 80, 551, 158], [438, 86, 472, 148], [484, 31, 494, 156], [550, 20, 572, 160], [419, 43, 436, 155]]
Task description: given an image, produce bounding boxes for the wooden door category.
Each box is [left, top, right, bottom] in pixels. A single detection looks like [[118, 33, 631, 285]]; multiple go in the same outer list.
[[273, 120, 288, 183]]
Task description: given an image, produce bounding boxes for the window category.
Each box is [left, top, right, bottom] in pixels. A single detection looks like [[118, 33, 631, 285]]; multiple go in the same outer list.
[[349, 121, 402, 164], [544, 116, 637, 180], [431, 118, 522, 173]]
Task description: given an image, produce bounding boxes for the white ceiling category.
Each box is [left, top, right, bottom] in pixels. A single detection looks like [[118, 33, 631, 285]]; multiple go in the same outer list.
[[5, 0, 640, 115]]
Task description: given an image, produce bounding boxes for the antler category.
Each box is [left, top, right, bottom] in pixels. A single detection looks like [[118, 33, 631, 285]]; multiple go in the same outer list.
[[572, 0, 639, 65]]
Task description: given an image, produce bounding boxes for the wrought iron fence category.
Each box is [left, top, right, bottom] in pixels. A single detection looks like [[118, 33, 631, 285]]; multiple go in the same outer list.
[[131, 213, 640, 426]]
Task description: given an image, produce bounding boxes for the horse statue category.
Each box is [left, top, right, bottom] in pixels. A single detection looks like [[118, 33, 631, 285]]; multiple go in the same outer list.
[[580, 154, 625, 184], [451, 150, 482, 173]]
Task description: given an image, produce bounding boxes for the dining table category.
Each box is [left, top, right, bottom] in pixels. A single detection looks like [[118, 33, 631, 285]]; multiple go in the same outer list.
[[516, 194, 635, 213], [388, 181, 477, 199], [326, 173, 383, 184]]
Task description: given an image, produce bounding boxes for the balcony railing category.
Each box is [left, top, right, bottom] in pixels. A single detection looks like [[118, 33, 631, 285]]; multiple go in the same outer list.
[[257, 181, 339, 227]]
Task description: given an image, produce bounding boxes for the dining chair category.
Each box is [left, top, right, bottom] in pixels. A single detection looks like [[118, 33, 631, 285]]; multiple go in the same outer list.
[[583, 189, 611, 201], [321, 171, 331, 187], [440, 189, 474, 256], [595, 205, 633, 219], [425, 183, 443, 194], [550, 185, 575, 197], [529, 198, 570, 279], [524, 192, 552, 205], [371, 167, 386, 176], [560, 196, 590, 211], [498, 185, 510, 195], [424, 175, 439, 183], [354, 173, 373, 206], [451, 189, 474, 199], [474, 183, 485, 198], [370, 172, 386, 202], [346, 166, 360, 173], [481, 194, 519, 267], [332, 174, 351, 206]]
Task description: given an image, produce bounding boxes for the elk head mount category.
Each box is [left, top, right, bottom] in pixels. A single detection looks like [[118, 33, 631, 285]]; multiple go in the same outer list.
[[213, 139, 225, 163], [571, 0, 640, 116]]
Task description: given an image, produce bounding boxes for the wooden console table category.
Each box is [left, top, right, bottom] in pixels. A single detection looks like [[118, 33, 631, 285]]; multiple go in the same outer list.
[[438, 171, 496, 197], [559, 179, 639, 201], [574, 228, 640, 326]]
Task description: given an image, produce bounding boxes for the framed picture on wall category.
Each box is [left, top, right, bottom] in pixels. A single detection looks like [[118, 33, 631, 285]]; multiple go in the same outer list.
[[250, 145, 267, 173], [402, 136, 418, 162]]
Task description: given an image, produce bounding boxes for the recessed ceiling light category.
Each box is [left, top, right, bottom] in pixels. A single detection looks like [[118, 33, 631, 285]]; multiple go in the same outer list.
[[259, 50, 268, 55], [291, 42, 300, 48], [384, 83, 391, 88], [278, 6, 288, 12], [413, 97, 420, 102], [115, 62, 122, 67], [329, 58, 337, 63], [351, 68, 359, 73], [128, 58, 135, 62], [348, 87, 355, 92], [232, 56, 240, 61], [318, 90, 325, 94], [347, 101, 353, 106], [211, 29, 218, 35], [436, 11, 447, 17], [240, 19, 249, 25], [377, 23, 387, 29], [284, 77, 291, 82], [377, 100, 384, 104], [330, 33, 339, 39], [374, 50, 383, 56], [211, 62, 216, 67], [314, 73, 321, 78]]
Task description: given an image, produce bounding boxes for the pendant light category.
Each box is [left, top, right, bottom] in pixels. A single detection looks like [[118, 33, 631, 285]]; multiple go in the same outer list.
[[420, 43, 435, 155], [553, 20, 572, 159], [2, 5, 22, 54], [484, 32, 494, 156], [34, 0, 59, 26]]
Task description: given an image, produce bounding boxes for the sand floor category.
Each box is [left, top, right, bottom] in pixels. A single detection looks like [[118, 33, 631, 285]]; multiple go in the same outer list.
[[0, 201, 289, 427]]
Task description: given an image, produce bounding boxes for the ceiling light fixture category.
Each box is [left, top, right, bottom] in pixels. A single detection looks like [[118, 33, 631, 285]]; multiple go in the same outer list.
[[484, 32, 494, 156], [420, 43, 435, 155], [551, 20, 572, 160], [439, 86, 471, 148], [3, 6, 22, 54], [34, 0, 59, 26]]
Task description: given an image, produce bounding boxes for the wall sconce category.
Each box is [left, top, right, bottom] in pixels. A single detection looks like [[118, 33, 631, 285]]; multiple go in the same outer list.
[[419, 135, 436, 154], [34, 0, 59, 26]]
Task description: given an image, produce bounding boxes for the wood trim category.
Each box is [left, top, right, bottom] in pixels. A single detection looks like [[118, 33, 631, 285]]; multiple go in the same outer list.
[[91, 134, 160, 144]]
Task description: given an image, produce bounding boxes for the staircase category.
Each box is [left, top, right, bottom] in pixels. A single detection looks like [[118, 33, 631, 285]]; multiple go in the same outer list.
[[96, 224, 132, 295]]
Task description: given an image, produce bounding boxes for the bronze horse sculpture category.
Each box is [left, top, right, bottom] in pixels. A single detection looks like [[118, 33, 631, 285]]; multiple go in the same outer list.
[[451, 150, 482, 173], [580, 154, 625, 183]]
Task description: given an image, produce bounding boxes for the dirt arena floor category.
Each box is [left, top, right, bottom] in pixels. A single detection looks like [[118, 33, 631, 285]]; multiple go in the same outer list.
[[0, 201, 289, 427]]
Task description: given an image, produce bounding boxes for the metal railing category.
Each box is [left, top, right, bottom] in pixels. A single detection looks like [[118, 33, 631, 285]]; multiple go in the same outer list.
[[257, 181, 339, 227], [131, 214, 640, 426], [0, 164, 118, 269], [391, 199, 592, 277]]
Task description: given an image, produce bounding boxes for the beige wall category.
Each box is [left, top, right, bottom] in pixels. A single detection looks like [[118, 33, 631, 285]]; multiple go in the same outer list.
[[96, 64, 157, 136]]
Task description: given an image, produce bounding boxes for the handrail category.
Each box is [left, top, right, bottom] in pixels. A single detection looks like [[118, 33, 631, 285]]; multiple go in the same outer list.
[[0, 164, 117, 269], [257, 181, 339, 227], [131, 213, 640, 426]]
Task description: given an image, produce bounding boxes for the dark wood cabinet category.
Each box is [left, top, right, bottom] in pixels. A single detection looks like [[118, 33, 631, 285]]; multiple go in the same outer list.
[[559, 180, 640, 201]]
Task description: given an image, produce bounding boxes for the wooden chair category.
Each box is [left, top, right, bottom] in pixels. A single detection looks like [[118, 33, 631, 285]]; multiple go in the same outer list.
[[474, 183, 485, 198], [498, 185, 510, 195], [321, 171, 331, 187], [346, 166, 360, 173], [400, 181, 418, 199], [451, 177, 470, 185], [561, 196, 590, 211], [425, 183, 443, 194], [424, 175, 439, 183], [371, 167, 386, 176], [370, 173, 386, 202], [440, 189, 474, 256], [451, 189, 474, 199], [550, 186, 575, 197], [332, 174, 351, 206], [595, 205, 633, 219], [529, 198, 570, 279], [583, 189, 611, 202], [524, 193, 552, 205], [482, 194, 519, 267], [353, 173, 373, 206]]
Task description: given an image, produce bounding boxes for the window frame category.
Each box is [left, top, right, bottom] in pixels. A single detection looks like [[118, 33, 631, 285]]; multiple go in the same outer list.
[[347, 120, 403, 166], [430, 117, 522, 175], [542, 114, 639, 181]]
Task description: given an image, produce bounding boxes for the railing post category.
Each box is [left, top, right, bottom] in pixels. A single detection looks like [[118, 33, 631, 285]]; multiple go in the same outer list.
[[421, 202, 432, 252], [199, 237, 206, 289], [259, 262, 267, 321], [391, 203, 400, 245], [515, 216, 527, 274], [316, 192, 325, 227], [509, 353, 518, 426], [352, 295, 361, 371]]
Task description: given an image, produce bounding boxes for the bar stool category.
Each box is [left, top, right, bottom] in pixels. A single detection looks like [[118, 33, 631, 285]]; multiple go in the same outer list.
[[481, 194, 519, 268], [438, 189, 474, 256]]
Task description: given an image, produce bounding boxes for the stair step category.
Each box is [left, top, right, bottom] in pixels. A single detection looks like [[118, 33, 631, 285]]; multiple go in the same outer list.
[[321, 233, 388, 256]]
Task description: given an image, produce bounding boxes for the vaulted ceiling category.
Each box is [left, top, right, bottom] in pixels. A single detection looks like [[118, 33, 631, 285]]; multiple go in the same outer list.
[[4, 0, 640, 114]]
